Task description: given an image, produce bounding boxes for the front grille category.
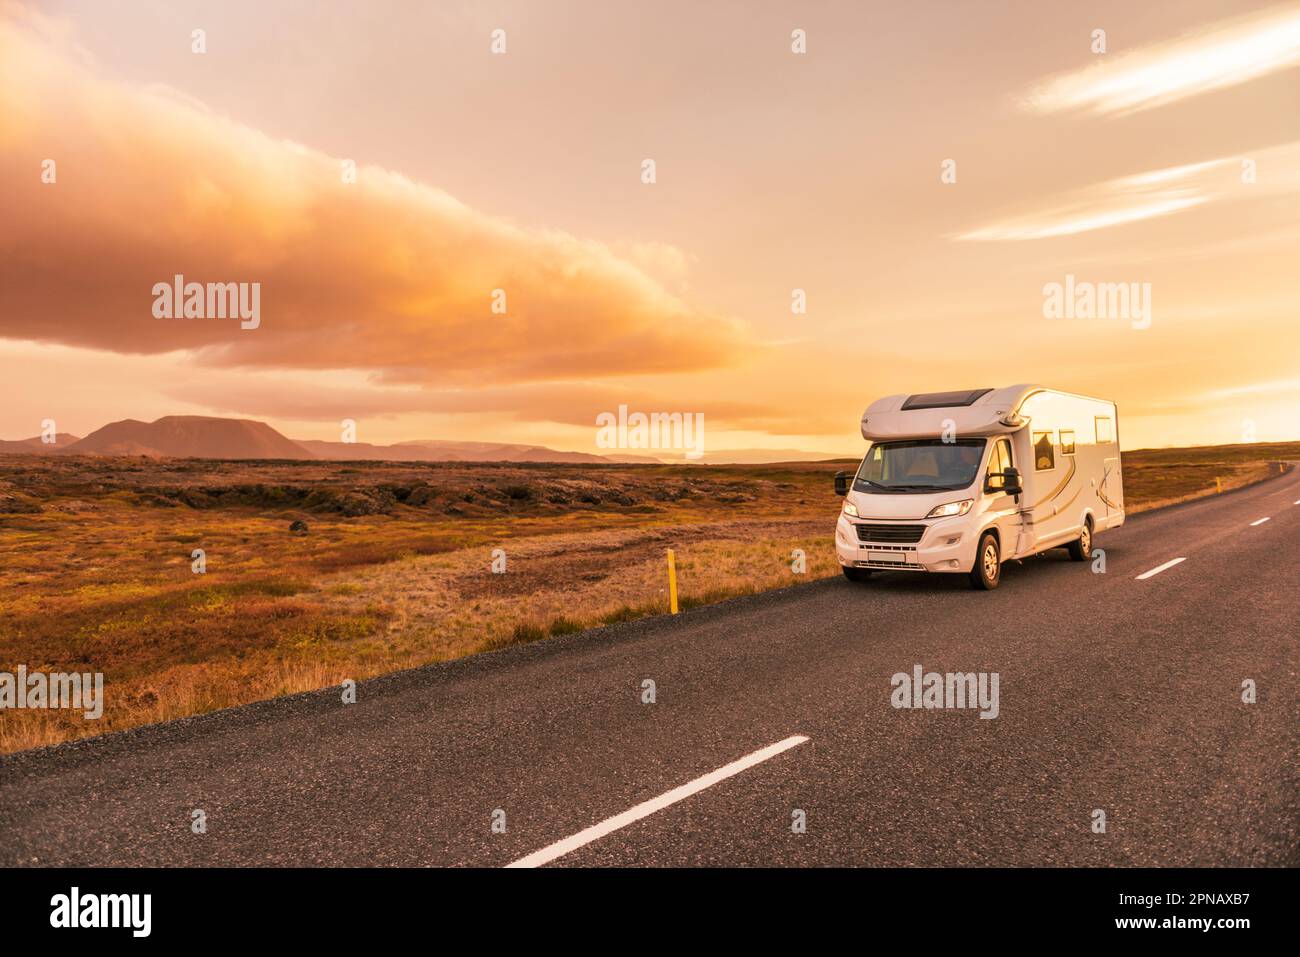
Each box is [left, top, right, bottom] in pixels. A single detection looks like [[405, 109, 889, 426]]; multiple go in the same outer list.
[[855, 523, 926, 544], [856, 558, 924, 569]]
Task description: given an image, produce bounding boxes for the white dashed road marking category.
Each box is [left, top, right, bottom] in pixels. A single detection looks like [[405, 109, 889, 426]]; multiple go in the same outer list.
[[1136, 557, 1186, 581], [506, 734, 810, 868], [1250, 517, 1271, 526]]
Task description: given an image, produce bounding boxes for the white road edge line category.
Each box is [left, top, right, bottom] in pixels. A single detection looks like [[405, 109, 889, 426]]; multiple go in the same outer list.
[[505, 734, 810, 868], [1135, 557, 1186, 580], [1250, 517, 1271, 526]]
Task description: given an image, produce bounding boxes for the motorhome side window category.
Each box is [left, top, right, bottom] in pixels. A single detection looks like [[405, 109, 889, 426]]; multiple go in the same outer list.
[[1033, 431, 1055, 471], [1059, 429, 1075, 454], [1095, 416, 1114, 443], [986, 439, 1012, 490]]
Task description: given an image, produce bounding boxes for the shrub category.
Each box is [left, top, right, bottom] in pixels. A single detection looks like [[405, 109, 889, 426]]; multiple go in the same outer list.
[[511, 622, 546, 644], [548, 616, 583, 636]]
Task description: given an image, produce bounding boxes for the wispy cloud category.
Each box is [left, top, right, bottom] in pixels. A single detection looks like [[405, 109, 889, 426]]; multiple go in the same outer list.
[[1021, 5, 1300, 116], [1200, 378, 1300, 401], [956, 142, 1300, 241]]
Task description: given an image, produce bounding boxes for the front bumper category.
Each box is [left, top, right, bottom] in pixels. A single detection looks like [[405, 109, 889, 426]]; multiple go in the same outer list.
[[834, 514, 979, 573]]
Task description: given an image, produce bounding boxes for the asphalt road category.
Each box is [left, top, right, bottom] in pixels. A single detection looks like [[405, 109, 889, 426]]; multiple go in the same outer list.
[[2, 468, 1297, 867]]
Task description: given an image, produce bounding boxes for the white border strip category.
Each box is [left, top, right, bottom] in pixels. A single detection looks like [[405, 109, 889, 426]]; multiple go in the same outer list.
[[1135, 557, 1186, 580], [1250, 517, 1271, 526], [506, 734, 810, 868]]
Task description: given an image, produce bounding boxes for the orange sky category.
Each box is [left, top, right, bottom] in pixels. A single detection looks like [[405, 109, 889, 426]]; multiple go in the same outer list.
[[2, 0, 1299, 454]]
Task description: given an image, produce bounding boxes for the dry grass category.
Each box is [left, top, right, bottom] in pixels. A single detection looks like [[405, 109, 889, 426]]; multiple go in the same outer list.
[[0, 443, 1293, 752], [1121, 443, 1294, 513]]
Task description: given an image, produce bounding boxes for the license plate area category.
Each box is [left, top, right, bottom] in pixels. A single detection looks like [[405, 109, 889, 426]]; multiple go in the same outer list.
[[866, 549, 909, 563]]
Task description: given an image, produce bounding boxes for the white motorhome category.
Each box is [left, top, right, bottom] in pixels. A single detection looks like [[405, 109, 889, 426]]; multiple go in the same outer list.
[[834, 385, 1124, 589]]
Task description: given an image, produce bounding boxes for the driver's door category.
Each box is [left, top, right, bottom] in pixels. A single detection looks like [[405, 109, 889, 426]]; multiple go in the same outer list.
[[983, 438, 1025, 558]]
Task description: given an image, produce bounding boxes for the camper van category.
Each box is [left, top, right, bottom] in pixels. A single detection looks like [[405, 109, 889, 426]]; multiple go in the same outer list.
[[834, 385, 1124, 589]]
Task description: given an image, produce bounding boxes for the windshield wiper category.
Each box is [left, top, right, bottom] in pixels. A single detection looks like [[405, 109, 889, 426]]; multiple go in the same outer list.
[[855, 479, 969, 493], [883, 483, 967, 491]]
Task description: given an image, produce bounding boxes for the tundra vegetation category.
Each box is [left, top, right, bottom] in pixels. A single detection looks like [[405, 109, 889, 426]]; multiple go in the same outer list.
[[0, 443, 1292, 752]]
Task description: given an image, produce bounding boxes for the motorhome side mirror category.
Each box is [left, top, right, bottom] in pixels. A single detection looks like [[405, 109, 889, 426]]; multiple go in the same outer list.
[[834, 471, 851, 496], [1003, 467, 1022, 496]]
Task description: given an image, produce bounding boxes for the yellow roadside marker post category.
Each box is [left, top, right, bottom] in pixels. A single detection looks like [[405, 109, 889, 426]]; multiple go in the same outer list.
[[1215, 476, 1222, 494], [667, 549, 679, 614]]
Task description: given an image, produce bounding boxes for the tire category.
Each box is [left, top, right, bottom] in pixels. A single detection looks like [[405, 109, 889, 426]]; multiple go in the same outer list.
[[842, 565, 873, 582], [968, 532, 1001, 590], [1067, 518, 1093, 562]]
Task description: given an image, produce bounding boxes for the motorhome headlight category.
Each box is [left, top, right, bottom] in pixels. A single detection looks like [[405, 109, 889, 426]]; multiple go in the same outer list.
[[842, 500, 859, 518], [926, 499, 973, 519]]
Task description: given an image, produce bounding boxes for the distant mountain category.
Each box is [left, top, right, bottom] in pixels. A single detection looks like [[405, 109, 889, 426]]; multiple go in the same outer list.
[[0, 415, 836, 464], [601, 453, 667, 464], [662, 448, 849, 465], [299, 438, 628, 464], [396, 439, 610, 463], [0, 433, 81, 454], [64, 416, 308, 459], [292, 439, 436, 462]]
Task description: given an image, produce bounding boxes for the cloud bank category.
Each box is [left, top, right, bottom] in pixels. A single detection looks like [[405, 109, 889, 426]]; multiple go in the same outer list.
[[0, 10, 748, 388]]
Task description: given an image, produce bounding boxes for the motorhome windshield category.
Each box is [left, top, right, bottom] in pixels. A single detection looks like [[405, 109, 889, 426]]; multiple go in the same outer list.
[[854, 439, 986, 493]]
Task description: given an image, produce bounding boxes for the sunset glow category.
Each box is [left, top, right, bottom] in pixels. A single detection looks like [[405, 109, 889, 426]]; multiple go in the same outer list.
[[3, 0, 1299, 454]]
